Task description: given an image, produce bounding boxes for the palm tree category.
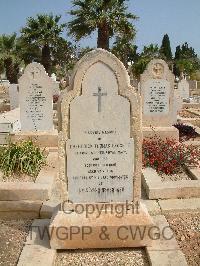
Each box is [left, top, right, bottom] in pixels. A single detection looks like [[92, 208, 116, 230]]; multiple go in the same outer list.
[[68, 0, 137, 50], [0, 33, 20, 83], [21, 14, 66, 74]]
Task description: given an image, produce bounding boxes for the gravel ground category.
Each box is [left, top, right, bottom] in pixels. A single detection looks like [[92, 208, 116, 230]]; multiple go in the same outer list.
[[0, 219, 32, 266], [166, 212, 200, 266], [190, 120, 200, 128], [179, 110, 200, 118], [0, 171, 35, 182], [161, 171, 191, 182], [56, 248, 149, 266]]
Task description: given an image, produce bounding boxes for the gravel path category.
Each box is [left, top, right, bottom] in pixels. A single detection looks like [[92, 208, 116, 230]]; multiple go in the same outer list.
[[56, 248, 149, 266], [0, 219, 32, 266], [166, 212, 200, 266]]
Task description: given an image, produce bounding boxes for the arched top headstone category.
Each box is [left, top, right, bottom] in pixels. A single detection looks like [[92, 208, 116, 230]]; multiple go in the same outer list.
[[19, 62, 54, 131], [59, 49, 142, 203], [61, 49, 140, 136], [140, 59, 175, 127], [141, 59, 174, 84]]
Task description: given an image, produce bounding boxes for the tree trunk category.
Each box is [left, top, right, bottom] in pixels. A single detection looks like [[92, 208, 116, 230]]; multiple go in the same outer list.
[[97, 23, 110, 50], [41, 44, 51, 75], [4, 58, 18, 84]]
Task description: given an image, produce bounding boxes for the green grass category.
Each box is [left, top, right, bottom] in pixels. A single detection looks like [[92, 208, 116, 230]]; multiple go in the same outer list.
[[0, 140, 46, 178]]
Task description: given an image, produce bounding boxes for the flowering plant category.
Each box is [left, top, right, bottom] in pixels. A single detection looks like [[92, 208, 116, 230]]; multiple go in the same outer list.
[[143, 137, 200, 175]]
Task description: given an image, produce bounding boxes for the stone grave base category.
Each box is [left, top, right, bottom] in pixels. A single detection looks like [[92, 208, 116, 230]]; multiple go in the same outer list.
[[11, 130, 58, 147], [142, 167, 200, 199], [0, 133, 10, 145], [143, 126, 179, 141], [182, 102, 200, 109], [49, 203, 154, 249]]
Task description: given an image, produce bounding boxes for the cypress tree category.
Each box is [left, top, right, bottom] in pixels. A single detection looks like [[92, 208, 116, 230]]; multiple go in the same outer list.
[[160, 34, 172, 60]]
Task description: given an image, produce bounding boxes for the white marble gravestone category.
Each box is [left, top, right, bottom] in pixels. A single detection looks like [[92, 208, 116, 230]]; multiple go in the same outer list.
[[140, 59, 179, 139], [178, 79, 189, 99], [8, 84, 19, 110], [67, 62, 134, 202], [50, 49, 154, 250], [174, 88, 183, 113], [141, 59, 176, 127], [19, 63, 54, 131], [59, 49, 142, 203]]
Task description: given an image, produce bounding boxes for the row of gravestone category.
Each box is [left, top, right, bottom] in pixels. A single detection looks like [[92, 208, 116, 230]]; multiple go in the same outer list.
[[0, 51, 191, 135]]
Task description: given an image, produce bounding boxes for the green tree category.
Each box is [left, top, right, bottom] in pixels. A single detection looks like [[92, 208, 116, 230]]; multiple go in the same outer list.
[[111, 32, 137, 67], [21, 14, 66, 74], [174, 42, 200, 77], [16, 37, 41, 66], [51, 37, 77, 78], [132, 44, 161, 78], [160, 34, 172, 61], [0, 33, 20, 83], [68, 0, 137, 50]]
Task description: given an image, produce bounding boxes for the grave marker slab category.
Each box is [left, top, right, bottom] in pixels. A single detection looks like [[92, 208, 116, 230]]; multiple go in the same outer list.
[[50, 49, 153, 249], [141, 59, 179, 139], [19, 63, 53, 131], [178, 79, 189, 100], [8, 84, 19, 110]]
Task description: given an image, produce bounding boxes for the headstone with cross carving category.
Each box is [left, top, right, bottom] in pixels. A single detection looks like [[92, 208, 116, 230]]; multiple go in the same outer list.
[[50, 49, 153, 250], [140, 59, 179, 140], [19, 63, 54, 131]]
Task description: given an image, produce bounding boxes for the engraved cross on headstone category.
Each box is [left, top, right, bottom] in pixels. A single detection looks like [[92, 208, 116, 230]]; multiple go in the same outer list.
[[93, 87, 107, 112], [31, 71, 35, 79]]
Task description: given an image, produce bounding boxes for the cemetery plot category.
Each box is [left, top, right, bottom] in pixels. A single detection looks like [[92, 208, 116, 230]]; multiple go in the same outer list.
[[50, 49, 153, 250], [142, 167, 200, 200]]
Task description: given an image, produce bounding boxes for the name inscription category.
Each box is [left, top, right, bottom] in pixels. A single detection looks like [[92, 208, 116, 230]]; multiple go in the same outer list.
[[144, 80, 170, 115]]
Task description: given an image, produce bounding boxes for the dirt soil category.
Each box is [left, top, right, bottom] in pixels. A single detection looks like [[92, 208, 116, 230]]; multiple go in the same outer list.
[[166, 212, 200, 266], [0, 219, 32, 266]]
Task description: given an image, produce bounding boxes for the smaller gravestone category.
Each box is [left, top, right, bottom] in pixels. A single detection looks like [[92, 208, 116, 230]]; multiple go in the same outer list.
[[0, 108, 21, 144], [174, 88, 183, 113], [188, 80, 197, 91], [141, 59, 179, 139], [8, 84, 19, 110], [178, 79, 189, 100], [19, 63, 54, 131]]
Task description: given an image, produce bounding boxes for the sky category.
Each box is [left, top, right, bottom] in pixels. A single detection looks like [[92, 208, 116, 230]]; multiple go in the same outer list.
[[0, 0, 199, 56]]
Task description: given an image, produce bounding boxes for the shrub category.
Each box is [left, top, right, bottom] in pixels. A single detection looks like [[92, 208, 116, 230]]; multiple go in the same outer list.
[[143, 137, 200, 175], [173, 123, 199, 141], [0, 140, 46, 178]]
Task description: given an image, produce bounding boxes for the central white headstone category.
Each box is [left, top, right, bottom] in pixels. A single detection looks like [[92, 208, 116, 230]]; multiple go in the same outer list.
[[19, 63, 54, 131], [67, 62, 134, 202]]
